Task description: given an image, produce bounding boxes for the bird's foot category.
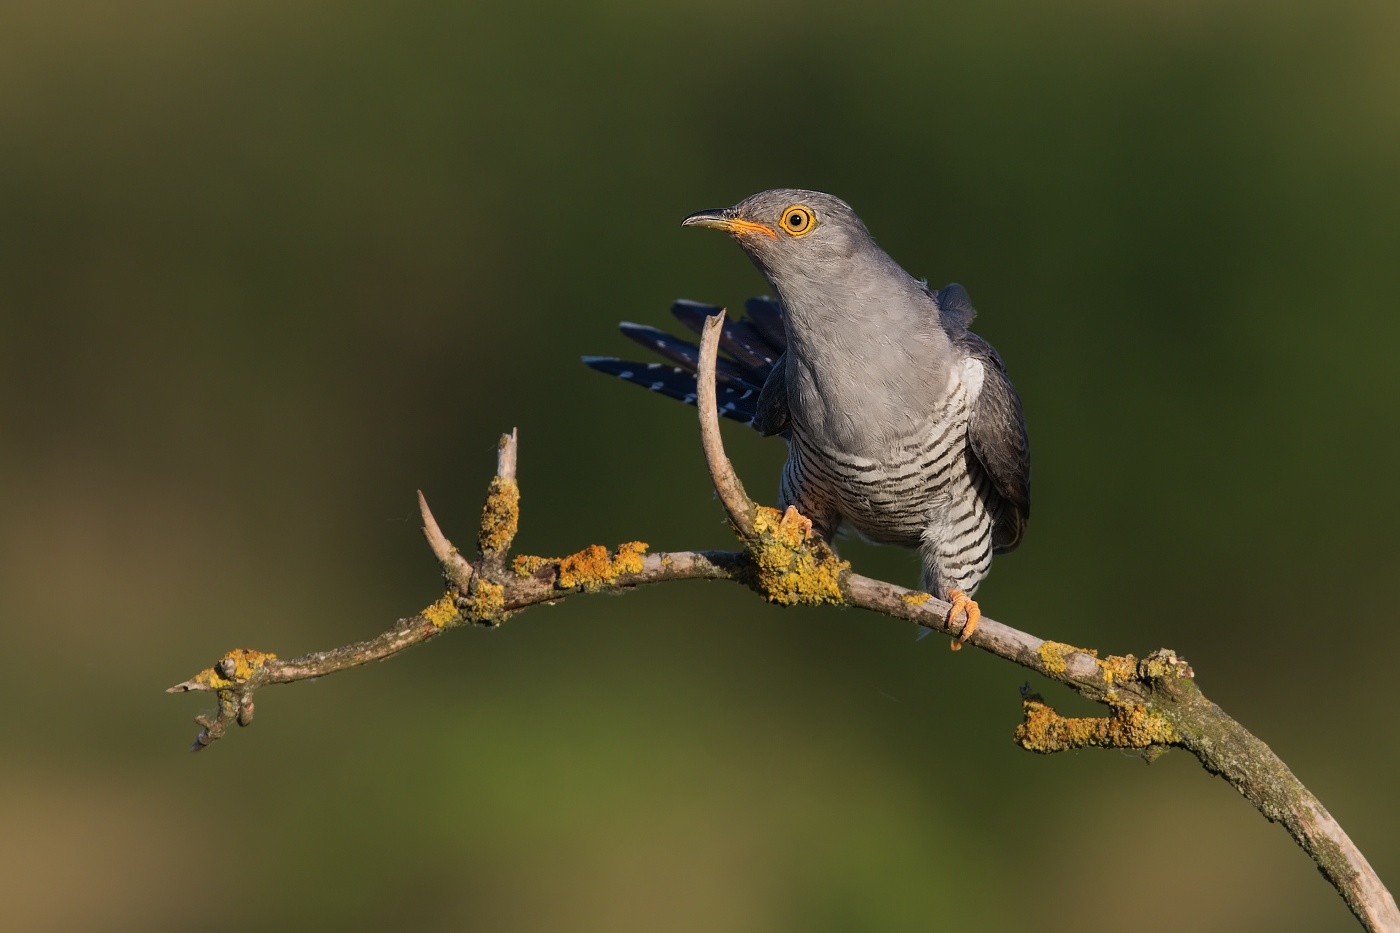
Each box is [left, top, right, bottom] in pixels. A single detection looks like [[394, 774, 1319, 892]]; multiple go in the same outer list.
[[946, 589, 980, 651], [780, 505, 814, 540]]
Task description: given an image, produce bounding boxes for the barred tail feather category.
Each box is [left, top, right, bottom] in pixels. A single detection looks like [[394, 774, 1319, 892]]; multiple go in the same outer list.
[[618, 322, 761, 390], [668, 300, 783, 377], [583, 297, 790, 429], [580, 357, 761, 424]]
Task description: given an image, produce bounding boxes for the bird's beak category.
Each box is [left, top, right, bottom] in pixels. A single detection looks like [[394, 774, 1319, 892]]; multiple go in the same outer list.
[[681, 208, 777, 240]]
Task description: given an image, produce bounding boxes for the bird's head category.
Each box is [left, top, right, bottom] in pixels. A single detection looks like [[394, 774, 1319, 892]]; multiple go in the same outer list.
[[681, 189, 874, 283]]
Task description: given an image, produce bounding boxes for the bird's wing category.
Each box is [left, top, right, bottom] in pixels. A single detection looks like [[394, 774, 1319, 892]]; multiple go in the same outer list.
[[959, 331, 1031, 553], [751, 351, 790, 437], [935, 283, 977, 338]]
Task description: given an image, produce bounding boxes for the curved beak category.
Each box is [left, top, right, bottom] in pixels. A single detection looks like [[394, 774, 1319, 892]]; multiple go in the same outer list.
[[681, 208, 777, 239]]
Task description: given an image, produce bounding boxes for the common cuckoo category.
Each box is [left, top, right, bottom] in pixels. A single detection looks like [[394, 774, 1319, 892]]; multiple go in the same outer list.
[[584, 189, 1030, 644]]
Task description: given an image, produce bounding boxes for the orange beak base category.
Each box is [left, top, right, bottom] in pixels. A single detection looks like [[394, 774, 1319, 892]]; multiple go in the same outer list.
[[681, 209, 777, 239]]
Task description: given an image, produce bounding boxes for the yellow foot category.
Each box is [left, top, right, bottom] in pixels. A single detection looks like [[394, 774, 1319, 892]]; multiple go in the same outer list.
[[946, 589, 980, 651], [780, 505, 814, 540]]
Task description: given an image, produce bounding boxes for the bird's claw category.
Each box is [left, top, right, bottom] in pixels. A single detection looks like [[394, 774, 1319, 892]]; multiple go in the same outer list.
[[780, 505, 814, 540], [946, 589, 980, 651]]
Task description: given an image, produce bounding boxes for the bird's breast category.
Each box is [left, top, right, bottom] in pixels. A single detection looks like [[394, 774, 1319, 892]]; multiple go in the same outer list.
[[785, 365, 979, 545], [786, 349, 969, 458]]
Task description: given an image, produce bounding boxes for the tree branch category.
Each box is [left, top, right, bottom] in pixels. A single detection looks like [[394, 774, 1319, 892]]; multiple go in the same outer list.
[[696, 310, 757, 538], [166, 311, 1399, 932]]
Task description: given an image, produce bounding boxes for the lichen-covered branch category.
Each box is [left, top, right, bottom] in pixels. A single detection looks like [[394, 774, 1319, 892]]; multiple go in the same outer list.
[[166, 313, 1398, 932]]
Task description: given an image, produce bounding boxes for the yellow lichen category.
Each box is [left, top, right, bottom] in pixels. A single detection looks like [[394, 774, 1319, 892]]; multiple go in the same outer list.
[[512, 554, 550, 577], [614, 541, 647, 575], [901, 591, 932, 606], [1015, 698, 1103, 752], [513, 542, 650, 590], [422, 592, 461, 628], [1105, 702, 1179, 747], [746, 506, 848, 606], [1014, 697, 1178, 754], [461, 579, 505, 621], [198, 648, 278, 689], [1096, 653, 1137, 685], [477, 477, 520, 555], [1036, 641, 1087, 676], [1139, 649, 1192, 681], [557, 542, 648, 589]]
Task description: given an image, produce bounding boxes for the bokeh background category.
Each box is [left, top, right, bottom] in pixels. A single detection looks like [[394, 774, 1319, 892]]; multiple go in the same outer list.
[[2, 1, 1397, 930]]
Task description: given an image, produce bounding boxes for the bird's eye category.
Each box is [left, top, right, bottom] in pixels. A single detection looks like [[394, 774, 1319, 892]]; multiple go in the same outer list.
[[780, 205, 816, 237]]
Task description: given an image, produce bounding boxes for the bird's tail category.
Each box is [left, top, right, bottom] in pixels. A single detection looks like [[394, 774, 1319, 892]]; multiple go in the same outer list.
[[582, 297, 787, 427]]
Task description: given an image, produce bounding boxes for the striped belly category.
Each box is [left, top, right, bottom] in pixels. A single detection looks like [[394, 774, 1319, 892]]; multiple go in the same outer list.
[[778, 387, 998, 596]]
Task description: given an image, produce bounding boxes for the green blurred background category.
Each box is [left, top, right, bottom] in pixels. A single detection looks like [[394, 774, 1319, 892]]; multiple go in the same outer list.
[[2, 1, 1397, 930]]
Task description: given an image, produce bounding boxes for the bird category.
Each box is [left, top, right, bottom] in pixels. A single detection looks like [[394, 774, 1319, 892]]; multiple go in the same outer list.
[[583, 189, 1029, 646]]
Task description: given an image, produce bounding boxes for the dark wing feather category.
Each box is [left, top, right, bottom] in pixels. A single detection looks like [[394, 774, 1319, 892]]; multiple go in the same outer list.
[[744, 296, 788, 350], [935, 283, 977, 338], [583, 297, 791, 429], [751, 351, 790, 437], [958, 331, 1030, 553]]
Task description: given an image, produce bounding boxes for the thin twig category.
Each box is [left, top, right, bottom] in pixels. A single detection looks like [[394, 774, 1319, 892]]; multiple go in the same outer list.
[[496, 427, 518, 482], [418, 491, 474, 590], [696, 310, 756, 538]]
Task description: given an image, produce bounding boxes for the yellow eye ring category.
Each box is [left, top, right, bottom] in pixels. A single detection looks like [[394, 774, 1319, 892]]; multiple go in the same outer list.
[[780, 205, 817, 237]]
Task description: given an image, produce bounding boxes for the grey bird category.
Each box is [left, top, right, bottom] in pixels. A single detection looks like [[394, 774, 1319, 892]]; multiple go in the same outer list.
[[584, 189, 1029, 644]]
